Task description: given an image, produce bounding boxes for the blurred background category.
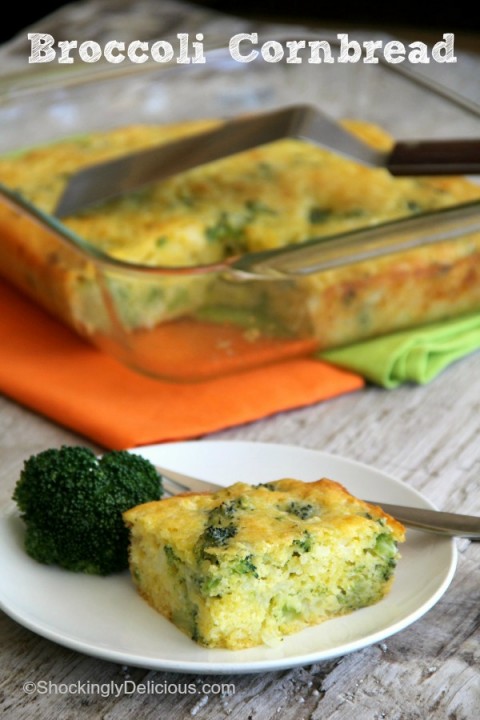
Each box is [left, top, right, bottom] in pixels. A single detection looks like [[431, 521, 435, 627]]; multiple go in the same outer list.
[[2, 0, 479, 44]]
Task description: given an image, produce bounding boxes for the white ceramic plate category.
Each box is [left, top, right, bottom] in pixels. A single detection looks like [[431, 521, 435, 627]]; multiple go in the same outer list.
[[0, 441, 456, 674]]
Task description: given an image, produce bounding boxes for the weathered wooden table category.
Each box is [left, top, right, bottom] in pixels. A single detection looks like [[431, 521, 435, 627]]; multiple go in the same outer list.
[[1, 1, 479, 717]]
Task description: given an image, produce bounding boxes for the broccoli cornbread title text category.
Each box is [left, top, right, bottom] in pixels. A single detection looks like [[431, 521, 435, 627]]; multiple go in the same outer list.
[[28, 32, 457, 65]]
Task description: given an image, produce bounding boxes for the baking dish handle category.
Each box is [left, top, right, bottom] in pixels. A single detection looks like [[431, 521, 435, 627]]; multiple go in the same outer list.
[[228, 200, 480, 279]]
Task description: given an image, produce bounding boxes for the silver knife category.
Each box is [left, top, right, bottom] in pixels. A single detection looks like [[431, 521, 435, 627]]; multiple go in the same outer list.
[[54, 104, 480, 217], [362, 501, 480, 539]]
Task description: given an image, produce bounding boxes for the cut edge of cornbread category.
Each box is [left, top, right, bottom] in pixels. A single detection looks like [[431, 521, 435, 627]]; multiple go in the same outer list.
[[123, 478, 405, 650]]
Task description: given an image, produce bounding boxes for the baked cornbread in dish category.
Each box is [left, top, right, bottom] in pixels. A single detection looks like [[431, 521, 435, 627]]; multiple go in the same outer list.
[[1, 119, 479, 266], [0, 117, 479, 379], [123, 478, 405, 650]]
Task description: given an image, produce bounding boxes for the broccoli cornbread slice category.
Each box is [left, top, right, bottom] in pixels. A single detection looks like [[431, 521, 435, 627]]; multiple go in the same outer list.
[[123, 478, 405, 649]]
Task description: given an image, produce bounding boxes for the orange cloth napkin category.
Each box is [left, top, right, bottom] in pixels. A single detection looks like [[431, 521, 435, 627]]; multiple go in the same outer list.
[[0, 279, 363, 449]]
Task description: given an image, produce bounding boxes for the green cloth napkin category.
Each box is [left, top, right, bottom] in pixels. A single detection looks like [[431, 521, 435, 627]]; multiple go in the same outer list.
[[319, 312, 480, 388]]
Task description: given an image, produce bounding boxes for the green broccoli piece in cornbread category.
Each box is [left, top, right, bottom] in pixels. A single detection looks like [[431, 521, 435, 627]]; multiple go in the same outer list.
[[12, 446, 163, 575]]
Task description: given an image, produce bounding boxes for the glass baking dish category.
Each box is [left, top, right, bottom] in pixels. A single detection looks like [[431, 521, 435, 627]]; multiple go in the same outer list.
[[1, 33, 480, 381]]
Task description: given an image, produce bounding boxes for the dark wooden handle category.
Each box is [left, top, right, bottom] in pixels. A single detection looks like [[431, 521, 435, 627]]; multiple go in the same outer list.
[[387, 139, 480, 175]]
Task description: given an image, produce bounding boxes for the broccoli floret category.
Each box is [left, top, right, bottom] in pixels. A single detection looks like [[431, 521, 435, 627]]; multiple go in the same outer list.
[[285, 501, 315, 519], [203, 524, 237, 547], [12, 446, 163, 575]]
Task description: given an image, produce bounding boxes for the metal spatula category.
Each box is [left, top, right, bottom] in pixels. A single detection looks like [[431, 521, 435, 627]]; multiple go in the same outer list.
[[54, 104, 480, 218]]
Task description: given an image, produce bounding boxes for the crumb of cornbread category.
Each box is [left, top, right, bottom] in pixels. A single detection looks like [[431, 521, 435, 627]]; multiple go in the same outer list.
[[123, 478, 405, 649]]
